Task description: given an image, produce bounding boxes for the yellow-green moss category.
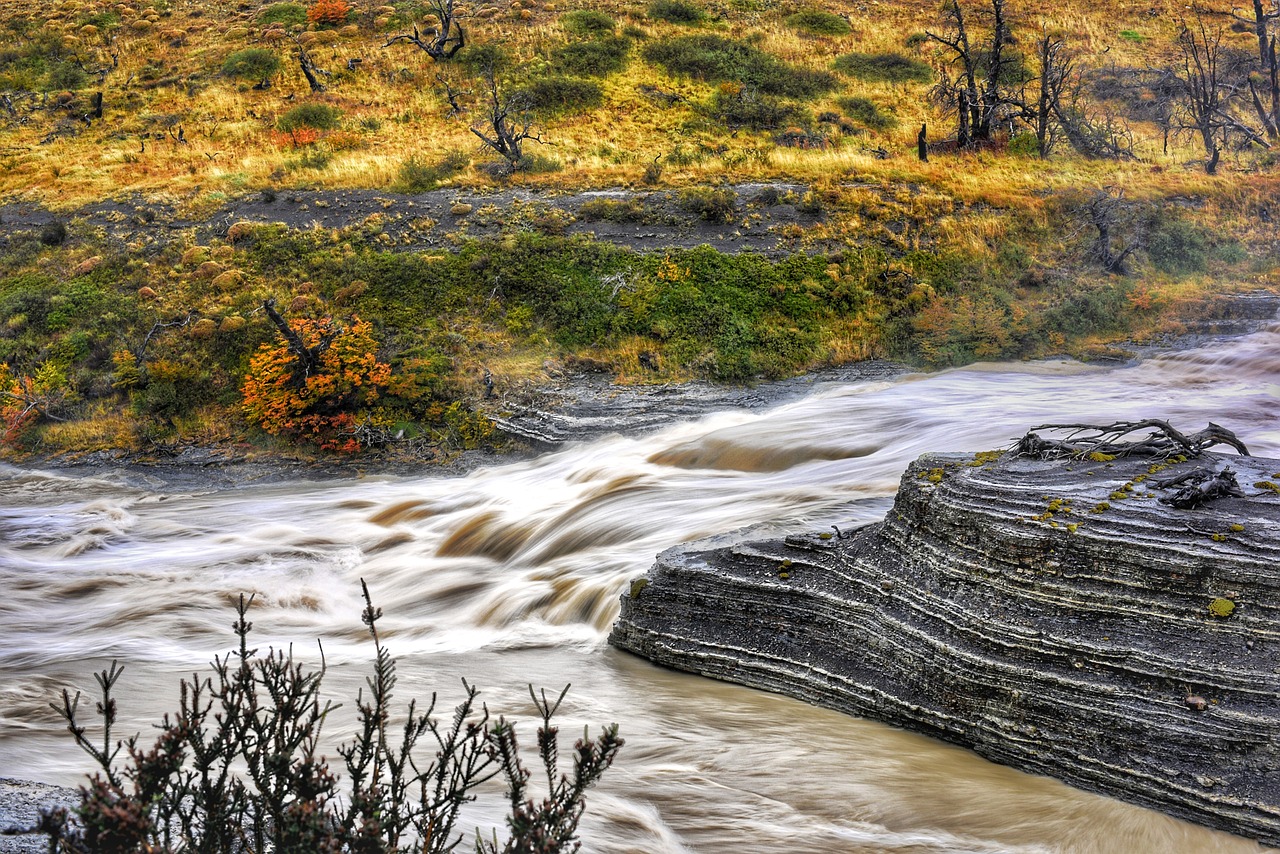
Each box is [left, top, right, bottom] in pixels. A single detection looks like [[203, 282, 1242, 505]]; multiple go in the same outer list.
[[1208, 598, 1236, 619]]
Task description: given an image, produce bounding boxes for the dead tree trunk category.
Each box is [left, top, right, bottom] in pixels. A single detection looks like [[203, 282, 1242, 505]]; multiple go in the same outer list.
[[976, 0, 1009, 141], [470, 68, 546, 171], [928, 0, 980, 149], [263, 298, 339, 387], [1083, 189, 1141, 275]]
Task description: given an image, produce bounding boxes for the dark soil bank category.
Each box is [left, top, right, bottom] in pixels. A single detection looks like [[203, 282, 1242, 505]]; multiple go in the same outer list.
[[0, 182, 843, 258]]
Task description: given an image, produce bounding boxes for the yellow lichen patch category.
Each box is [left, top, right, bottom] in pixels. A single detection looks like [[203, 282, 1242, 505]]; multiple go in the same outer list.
[[1208, 598, 1236, 619], [967, 449, 1003, 467], [1087, 451, 1116, 462]]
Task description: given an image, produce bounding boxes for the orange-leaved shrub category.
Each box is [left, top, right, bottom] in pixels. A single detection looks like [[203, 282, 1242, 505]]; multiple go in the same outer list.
[[0, 362, 77, 448], [307, 0, 351, 26], [242, 315, 391, 451]]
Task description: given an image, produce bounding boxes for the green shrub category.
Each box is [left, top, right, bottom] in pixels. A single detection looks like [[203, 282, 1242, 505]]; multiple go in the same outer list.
[[648, 0, 707, 24], [1002, 131, 1038, 156], [1042, 281, 1132, 337], [278, 102, 342, 131], [516, 76, 603, 115], [285, 147, 334, 171], [44, 60, 89, 91], [643, 35, 837, 98], [397, 149, 470, 192], [1146, 215, 1208, 275], [258, 2, 308, 26], [678, 187, 738, 222], [578, 197, 650, 222], [705, 86, 797, 129], [552, 36, 630, 76], [1213, 238, 1248, 265], [833, 51, 933, 84], [835, 95, 897, 131], [784, 9, 851, 36], [80, 11, 122, 29], [222, 48, 281, 83], [561, 9, 615, 34], [515, 152, 563, 173], [458, 44, 509, 75], [40, 221, 67, 246]]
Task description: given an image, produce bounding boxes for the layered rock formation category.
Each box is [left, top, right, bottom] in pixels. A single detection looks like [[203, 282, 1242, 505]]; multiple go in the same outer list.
[[610, 441, 1280, 846]]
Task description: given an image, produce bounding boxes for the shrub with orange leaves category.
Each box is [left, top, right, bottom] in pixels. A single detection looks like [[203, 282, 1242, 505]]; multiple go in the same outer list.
[[242, 315, 392, 452], [0, 362, 78, 448], [274, 128, 322, 149], [307, 0, 351, 26]]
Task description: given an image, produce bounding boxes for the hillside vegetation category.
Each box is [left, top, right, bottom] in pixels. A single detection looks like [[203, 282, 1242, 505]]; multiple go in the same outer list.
[[0, 0, 1278, 459]]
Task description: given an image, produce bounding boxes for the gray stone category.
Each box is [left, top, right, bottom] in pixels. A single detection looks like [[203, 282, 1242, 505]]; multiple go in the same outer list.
[[610, 448, 1280, 847], [0, 779, 77, 853]]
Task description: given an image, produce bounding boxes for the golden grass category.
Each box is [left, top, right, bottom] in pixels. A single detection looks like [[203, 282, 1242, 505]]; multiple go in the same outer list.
[[0, 0, 1256, 211]]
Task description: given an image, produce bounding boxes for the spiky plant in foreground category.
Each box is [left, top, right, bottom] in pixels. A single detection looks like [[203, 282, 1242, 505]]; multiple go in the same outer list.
[[31, 581, 620, 853]]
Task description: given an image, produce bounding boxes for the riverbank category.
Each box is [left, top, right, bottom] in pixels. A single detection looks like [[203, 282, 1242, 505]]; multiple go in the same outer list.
[[11, 289, 1280, 495]]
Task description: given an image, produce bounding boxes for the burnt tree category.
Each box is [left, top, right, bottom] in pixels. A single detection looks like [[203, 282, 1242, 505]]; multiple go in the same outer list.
[[1083, 188, 1142, 275], [927, 0, 1020, 148], [385, 0, 465, 61], [1233, 0, 1280, 139], [1171, 12, 1270, 174], [289, 34, 330, 93], [470, 67, 546, 171]]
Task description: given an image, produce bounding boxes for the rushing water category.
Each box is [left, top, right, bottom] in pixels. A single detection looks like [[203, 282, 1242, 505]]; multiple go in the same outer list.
[[4, 328, 1280, 853]]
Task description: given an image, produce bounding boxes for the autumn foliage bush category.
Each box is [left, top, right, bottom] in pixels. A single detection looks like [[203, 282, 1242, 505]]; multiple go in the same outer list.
[[307, 0, 351, 26], [242, 315, 391, 451]]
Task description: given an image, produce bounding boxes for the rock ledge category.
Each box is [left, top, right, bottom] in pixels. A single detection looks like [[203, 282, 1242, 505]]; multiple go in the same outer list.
[[610, 447, 1280, 846]]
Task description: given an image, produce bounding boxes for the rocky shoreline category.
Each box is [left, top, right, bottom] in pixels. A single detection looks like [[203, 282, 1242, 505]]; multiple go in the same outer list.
[[610, 442, 1280, 846], [4, 357, 910, 493], [0, 779, 76, 854]]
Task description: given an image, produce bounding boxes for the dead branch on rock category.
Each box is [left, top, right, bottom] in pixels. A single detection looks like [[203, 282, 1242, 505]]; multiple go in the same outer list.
[[1016, 419, 1250, 460], [1160, 467, 1244, 509]]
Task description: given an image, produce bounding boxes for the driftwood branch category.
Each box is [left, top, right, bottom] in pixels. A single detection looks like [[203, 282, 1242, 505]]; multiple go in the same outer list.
[[1159, 467, 1244, 508], [1016, 419, 1250, 460]]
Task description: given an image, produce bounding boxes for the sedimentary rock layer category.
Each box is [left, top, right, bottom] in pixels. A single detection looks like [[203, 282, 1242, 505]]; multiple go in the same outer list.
[[610, 448, 1280, 846]]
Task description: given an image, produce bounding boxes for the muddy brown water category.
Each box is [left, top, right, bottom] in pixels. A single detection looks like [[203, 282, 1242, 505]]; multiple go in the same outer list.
[[4, 328, 1280, 852]]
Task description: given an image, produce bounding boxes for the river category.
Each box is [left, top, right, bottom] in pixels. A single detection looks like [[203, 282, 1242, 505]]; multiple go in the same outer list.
[[3, 327, 1279, 853]]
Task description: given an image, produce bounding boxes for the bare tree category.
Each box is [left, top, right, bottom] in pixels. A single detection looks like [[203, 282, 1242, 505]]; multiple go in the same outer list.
[[1171, 12, 1270, 174], [436, 73, 469, 118], [1025, 28, 1070, 157], [470, 67, 546, 171], [928, 0, 981, 148], [977, 0, 1015, 140], [1232, 0, 1280, 140], [927, 0, 1020, 148], [1083, 188, 1143, 275], [385, 0, 465, 61]]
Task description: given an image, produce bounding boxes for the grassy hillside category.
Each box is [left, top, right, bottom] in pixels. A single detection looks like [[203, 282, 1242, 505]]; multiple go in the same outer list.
[[1, 0, 1277, 459]]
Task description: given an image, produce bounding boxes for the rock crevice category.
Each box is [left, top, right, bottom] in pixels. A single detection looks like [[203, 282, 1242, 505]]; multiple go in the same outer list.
[[610, 447, 1280, 846]]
